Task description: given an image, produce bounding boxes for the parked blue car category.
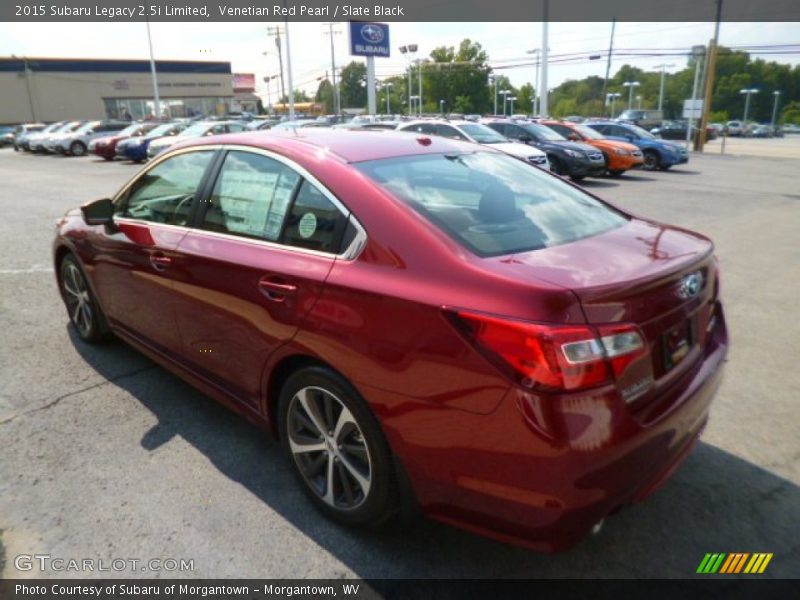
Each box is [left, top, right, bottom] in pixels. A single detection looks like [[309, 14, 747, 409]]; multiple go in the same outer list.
[[586, 121, 689, 171], [115, 121, 187, 162]]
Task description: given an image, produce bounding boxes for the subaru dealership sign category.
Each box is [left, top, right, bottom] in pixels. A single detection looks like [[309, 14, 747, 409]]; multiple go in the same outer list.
[[349, 22, 390, 57]]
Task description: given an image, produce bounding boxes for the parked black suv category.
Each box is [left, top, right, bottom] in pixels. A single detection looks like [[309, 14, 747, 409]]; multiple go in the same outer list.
[[483, 119, 606, 181]]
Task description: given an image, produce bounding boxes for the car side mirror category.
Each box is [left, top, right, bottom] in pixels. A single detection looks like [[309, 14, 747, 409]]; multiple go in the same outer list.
[[519, 135, 532, 143], [81, 198, 114, 226], [626, 135, 635, 142]]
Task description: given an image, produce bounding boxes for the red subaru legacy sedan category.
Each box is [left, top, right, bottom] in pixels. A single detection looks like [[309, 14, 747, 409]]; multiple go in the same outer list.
[[54, 129, 727, 551]]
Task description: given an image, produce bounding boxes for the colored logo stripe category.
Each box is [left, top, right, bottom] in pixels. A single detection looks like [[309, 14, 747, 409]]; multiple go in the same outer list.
[[698, 553, 773, 574], [744, 553, 773, 574]]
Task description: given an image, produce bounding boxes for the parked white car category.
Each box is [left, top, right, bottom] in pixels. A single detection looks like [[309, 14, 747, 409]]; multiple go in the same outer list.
[[48, 120, 129, 156], [725, 120, 744, 136], [396, 120, 550, 170]]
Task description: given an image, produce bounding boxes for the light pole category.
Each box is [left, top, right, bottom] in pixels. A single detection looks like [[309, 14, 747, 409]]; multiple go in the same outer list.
[[509, 96, 517, 115], [740, 88, 758, 123], [409, 95, 419, 115], [262, 74, 279, 115], [771, 90, 781, 131], [416, 58, 423, 115], [439, 99, 445, 115], [636, 95, 642, 109], [145, 19, 161, 118], [324, 23, 341, 114], [500, 89, 511, 116], [399, 44, 417, 116], [622, 81, 640, 110], [488, 73, 498, 115], [526, 48, 540, 116], [606, 92, 621, 118], [383, 82, 393, 114], [686, 45, 706, 149], [655, 63, 675, 112]]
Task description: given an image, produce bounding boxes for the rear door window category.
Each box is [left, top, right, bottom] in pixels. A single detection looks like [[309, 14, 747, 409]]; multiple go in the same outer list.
[[199, 150, 300, 241]]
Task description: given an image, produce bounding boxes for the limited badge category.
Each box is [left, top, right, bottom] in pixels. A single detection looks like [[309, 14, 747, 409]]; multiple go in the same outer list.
[[298, 212, 317, 238]]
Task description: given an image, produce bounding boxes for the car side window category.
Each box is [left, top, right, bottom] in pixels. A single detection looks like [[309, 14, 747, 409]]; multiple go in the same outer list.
[[227, 124, 246, 133], [548, 124, 572, 137], [282, 180, 349, 254], [405, 123, 435, 135], [200, 151, 301, 241], [504, 125, 525, 140], [487, 123, 506, 136], [611, 126, 630, 138], [436, 125, 463, 140], [118, 150, 214, 226]]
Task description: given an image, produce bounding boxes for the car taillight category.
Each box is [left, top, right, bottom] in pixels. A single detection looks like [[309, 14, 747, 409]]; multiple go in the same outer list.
[[448, 310, 648, 392]]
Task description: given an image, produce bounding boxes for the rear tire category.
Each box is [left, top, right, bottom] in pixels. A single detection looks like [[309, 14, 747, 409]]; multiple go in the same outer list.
[[642, 149, 660, 171], [59, 254, 109, 343], [278, 366, 397, 527], [608, 169, 625, 177]]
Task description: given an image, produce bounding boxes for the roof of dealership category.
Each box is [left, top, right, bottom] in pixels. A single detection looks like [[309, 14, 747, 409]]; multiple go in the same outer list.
[[0, 57, 231, 74]]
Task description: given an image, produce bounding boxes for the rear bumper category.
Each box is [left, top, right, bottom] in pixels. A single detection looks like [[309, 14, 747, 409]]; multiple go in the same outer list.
[[369, 305, 728, 552]]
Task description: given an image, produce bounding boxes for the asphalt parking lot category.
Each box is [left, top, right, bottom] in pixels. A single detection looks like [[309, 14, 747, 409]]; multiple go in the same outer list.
[[1, 144, 799, 579]]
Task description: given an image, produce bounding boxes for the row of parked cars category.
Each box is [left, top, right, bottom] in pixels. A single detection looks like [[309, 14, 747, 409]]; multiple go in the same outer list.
[[9, 118, 251, 161], [8, 114, 690, 182], [266, 114, 689, 179]]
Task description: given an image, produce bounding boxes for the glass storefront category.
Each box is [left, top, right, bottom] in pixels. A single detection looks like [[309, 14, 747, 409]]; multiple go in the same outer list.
[[103, 97, 231, 120]]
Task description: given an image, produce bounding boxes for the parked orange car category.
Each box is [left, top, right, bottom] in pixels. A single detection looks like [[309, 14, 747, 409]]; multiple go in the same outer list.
[[541, 120, 644, 177]]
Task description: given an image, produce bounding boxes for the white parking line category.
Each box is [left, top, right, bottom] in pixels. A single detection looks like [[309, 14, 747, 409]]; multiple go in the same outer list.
[[0, 266, 54, 274]]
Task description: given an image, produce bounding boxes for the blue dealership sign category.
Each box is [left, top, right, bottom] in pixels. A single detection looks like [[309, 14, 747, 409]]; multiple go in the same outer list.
[[349, 22, 390, 58]]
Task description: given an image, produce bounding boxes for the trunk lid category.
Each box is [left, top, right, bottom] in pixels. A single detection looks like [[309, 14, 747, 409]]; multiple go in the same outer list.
[[487, 218, 719, 404]]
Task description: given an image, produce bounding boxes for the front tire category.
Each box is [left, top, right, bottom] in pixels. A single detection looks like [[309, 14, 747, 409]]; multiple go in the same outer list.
[[70, 141, 87, 156], [278, 366, 397, 527], [642, 149, 660, 171], [608, 169, 625, 177], [59, 254, 109, 343]]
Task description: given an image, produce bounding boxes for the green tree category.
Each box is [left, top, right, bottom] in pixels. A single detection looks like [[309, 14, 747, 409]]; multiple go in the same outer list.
[[339, 61, 367, 110], [425, 39, 492, 115], [315, 79, 335, 113]]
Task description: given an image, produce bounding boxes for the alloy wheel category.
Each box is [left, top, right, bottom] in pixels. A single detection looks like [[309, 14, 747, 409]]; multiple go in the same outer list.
[[287, 386, 372, 510], [61, 261, 93, 337]]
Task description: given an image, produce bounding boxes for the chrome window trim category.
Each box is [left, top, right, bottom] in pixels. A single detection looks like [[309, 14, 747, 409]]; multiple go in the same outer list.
[[111, 143, 367, 261]]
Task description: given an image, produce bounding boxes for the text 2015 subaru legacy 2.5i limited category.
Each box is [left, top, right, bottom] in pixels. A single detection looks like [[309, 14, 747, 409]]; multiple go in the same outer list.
[[54, 129, 727, 552]]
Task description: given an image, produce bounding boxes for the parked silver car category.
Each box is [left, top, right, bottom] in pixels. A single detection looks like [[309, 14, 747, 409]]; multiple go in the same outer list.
[[25, 121, 69, 152], [48, 120, 129, 156], [12, 123, 46, 151], [146, 120, 247, 159]]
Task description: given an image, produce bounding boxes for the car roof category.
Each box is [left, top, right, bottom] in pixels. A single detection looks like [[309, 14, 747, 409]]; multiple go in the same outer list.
[[176, 128, 492, 164]]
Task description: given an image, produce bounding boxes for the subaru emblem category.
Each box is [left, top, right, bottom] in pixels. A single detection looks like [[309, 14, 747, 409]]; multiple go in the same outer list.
[[677, 271, 703, 299]]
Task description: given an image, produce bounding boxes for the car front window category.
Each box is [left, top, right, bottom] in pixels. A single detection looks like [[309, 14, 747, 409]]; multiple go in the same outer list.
[[119, 151, 214, 225], [355, 152, 627, 257]]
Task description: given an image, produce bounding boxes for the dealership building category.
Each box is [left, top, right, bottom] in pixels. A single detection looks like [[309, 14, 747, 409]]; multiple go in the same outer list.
[[0, 57, 235, 124]]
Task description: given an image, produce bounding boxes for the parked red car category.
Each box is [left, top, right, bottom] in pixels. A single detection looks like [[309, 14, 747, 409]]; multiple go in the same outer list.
[[89, 122, 161, 160], [54, 130, 727, 552]]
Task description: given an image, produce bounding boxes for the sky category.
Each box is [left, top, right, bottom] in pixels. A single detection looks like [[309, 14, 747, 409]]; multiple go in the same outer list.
[[1, 21, 798, 102]]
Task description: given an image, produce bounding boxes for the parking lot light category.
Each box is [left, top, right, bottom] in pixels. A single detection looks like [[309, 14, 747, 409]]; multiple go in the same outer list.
[[771, 90, 781, 130], [740, 88, 759, 124], [622, 81, 640, 110]]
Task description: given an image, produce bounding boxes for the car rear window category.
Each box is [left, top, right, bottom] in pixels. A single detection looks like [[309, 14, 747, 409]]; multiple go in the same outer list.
[[355, 152, 627, 257]]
